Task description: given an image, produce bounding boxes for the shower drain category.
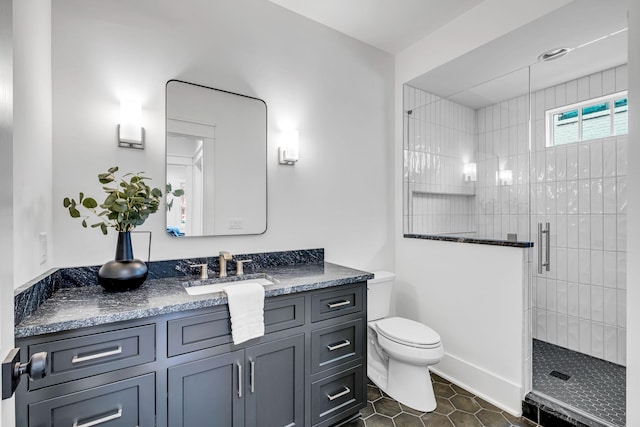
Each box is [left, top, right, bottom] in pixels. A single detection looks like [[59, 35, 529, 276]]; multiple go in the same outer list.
[[549, 370, 571, 381]]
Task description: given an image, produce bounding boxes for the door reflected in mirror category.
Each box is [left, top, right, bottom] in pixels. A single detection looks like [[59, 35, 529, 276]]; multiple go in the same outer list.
[[165, 80, 267, 237]]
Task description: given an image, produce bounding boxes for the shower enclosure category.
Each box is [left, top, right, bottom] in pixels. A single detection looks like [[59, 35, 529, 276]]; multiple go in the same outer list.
[[403, 1, 628, 425]]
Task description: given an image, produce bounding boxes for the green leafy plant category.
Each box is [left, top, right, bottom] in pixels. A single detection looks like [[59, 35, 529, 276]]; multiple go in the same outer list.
[[165, 183, 184, 211], [63, 166, 164, 235]]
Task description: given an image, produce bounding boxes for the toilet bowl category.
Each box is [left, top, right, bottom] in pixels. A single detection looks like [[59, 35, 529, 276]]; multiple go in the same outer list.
[[367, 272, 444, 412]]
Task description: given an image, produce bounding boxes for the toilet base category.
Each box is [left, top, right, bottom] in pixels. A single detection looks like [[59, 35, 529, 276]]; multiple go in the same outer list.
[[386, 358, 437, 412]]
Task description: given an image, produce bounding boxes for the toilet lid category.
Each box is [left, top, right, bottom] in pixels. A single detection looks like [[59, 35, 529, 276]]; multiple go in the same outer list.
[[375, 317, 441, 348]]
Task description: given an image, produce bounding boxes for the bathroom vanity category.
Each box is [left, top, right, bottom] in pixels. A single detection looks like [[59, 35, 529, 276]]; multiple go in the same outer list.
[[13, 255, 372, 427]]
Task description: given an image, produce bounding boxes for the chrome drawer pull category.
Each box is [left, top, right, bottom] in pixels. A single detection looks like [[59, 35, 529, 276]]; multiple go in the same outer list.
[[237, 362, 243, 398], [71, 346, 122, 364], [73, 408, 122, 427], [327, 340, 351, 351], [327, 300, 351, 309], [327, 386, 351, 401], [250, 360, 255, 394]]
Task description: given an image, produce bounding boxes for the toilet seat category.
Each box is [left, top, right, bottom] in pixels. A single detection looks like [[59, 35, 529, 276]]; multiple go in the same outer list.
[[376, 317, 441, 349]]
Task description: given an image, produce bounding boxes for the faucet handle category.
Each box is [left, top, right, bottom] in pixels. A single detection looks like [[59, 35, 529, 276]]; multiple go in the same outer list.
[[190, 263, 209, 280], [235, 259, 253, 276]]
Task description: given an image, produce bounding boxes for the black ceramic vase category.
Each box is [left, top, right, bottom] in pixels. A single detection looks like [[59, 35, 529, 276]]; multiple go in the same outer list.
[[98, 231, 148, 292]]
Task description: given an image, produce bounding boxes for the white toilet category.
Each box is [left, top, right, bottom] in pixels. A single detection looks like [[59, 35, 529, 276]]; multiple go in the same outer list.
[[367, 271, 444, 412]]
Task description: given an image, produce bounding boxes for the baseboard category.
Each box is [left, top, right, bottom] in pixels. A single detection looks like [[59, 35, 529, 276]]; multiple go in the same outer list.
[[430, 351, 523, 417]]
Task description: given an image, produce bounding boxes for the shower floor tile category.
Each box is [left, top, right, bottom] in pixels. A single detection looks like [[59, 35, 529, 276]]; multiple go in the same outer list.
[[532, 339, 626, 426]]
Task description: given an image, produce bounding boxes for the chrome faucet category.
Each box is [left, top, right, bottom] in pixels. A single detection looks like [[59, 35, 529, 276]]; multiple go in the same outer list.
[[218, 251, 232, 278]]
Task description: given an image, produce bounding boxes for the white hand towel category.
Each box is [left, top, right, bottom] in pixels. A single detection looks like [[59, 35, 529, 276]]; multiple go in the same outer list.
[[224, 282, 265, 345]]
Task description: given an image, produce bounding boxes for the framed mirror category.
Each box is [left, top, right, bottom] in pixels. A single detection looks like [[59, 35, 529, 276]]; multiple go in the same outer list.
[[165, 80, 267, 237]]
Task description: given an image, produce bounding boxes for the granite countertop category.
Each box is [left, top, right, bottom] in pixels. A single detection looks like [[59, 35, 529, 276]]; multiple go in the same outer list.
[[15, 262, 373, 339]]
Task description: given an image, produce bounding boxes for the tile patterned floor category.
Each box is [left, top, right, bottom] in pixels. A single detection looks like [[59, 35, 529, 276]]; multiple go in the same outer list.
[[532, 339, 626, 427], [342, 373, 539, 427]]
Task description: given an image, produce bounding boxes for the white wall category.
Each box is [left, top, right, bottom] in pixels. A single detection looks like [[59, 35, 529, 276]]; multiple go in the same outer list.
[[394, 0, 573, 415], [626, 0, 640, 424], [0, 0, 13, 421], [13, 0, 53, 288], [51, 0, 394, 272], [2, 0, 52, 423], [396, 238, 528, 414]]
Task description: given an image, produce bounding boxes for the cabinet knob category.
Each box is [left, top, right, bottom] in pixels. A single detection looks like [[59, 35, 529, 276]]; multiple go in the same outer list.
[[2, 348, 48, 399]]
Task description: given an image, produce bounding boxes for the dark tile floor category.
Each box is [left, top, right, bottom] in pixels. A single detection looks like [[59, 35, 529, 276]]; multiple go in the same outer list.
[[532, 339, 626, 427], [342, 373, 539, 427]]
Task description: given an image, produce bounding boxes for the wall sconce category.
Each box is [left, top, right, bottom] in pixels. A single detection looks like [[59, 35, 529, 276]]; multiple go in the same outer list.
[[499, 169, 513, 186], [463, 162, 477, 182], [279, 129, 299, 165], [118, 99, 144, 149]]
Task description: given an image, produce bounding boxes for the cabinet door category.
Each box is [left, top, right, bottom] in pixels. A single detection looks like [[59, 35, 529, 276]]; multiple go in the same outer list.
[[168, 350, 244, 427], [245, 334, 304, 427]]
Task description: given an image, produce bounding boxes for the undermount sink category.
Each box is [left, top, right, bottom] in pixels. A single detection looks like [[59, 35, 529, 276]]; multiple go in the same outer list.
[[182, 275, 274, 296]]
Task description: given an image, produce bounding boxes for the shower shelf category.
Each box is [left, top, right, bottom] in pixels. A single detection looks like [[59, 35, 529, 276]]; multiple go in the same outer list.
[[412, 190, 476, 197]]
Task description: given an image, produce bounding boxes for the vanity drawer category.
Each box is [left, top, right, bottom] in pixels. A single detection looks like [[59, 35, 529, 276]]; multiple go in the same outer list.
[[311, 365, 364, 426], [311, 319, 363, 374], [167, 307, 231, 357], [28, 324, 155, 390], [168, 296, 305, 356], [28, 373, 155, 427], [311, 285, 363, 322]]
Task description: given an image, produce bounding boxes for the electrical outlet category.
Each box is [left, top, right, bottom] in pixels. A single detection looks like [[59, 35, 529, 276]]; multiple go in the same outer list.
[[39, 232, 47, 264], [228, 218, 243, 229]]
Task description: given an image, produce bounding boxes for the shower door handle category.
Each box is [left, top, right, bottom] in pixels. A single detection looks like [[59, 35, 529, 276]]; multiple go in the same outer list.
[[545, 222, 551, 272], [538, 222, 550, 274]]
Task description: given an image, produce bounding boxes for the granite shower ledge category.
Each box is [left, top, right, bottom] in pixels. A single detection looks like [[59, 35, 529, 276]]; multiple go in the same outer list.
[[15, 262, 373, 338], [404, 233, 534, 248]]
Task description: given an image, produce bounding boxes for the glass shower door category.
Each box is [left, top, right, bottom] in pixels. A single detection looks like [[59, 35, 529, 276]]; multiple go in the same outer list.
[[528, 32, 628, 426]]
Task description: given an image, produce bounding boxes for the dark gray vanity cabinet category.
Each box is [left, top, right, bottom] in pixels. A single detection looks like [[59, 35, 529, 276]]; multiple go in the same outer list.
[[15, 282, 367, 427], [168, 335, 304, 427]]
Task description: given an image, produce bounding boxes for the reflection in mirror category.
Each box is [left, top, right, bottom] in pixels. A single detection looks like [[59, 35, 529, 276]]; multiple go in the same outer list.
[[166, 80, 267, 237]]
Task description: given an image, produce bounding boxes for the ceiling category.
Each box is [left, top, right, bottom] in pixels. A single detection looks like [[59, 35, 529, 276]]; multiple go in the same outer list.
[[408, 0, 629, 108], [268, 0, 483, 54], [269, 0, 629, 110]]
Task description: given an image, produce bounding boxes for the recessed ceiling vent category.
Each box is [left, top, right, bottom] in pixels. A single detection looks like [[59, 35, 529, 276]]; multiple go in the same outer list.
[[537, 47, 572, 62]]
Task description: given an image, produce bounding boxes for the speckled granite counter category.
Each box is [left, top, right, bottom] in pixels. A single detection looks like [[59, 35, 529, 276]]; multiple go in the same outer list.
[[15, 262, 372, 339]]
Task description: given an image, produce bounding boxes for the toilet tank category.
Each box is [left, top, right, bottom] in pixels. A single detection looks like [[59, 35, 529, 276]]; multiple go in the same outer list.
[[367, 271, 395, 321]]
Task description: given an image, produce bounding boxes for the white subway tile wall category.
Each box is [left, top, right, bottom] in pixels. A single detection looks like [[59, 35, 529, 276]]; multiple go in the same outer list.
[[530, 65, 627, 365], [476, 93, 530, 241], [404, 85, 477, 235], [403, 64, 627, 365]]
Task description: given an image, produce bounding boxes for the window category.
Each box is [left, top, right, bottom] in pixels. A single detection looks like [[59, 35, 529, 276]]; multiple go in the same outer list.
[[546, 91, 628, 146]]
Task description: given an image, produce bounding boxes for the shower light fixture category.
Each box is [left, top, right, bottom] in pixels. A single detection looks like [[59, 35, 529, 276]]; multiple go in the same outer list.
[[499, 169, 513, 186], [463, 163, 477, 182]]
